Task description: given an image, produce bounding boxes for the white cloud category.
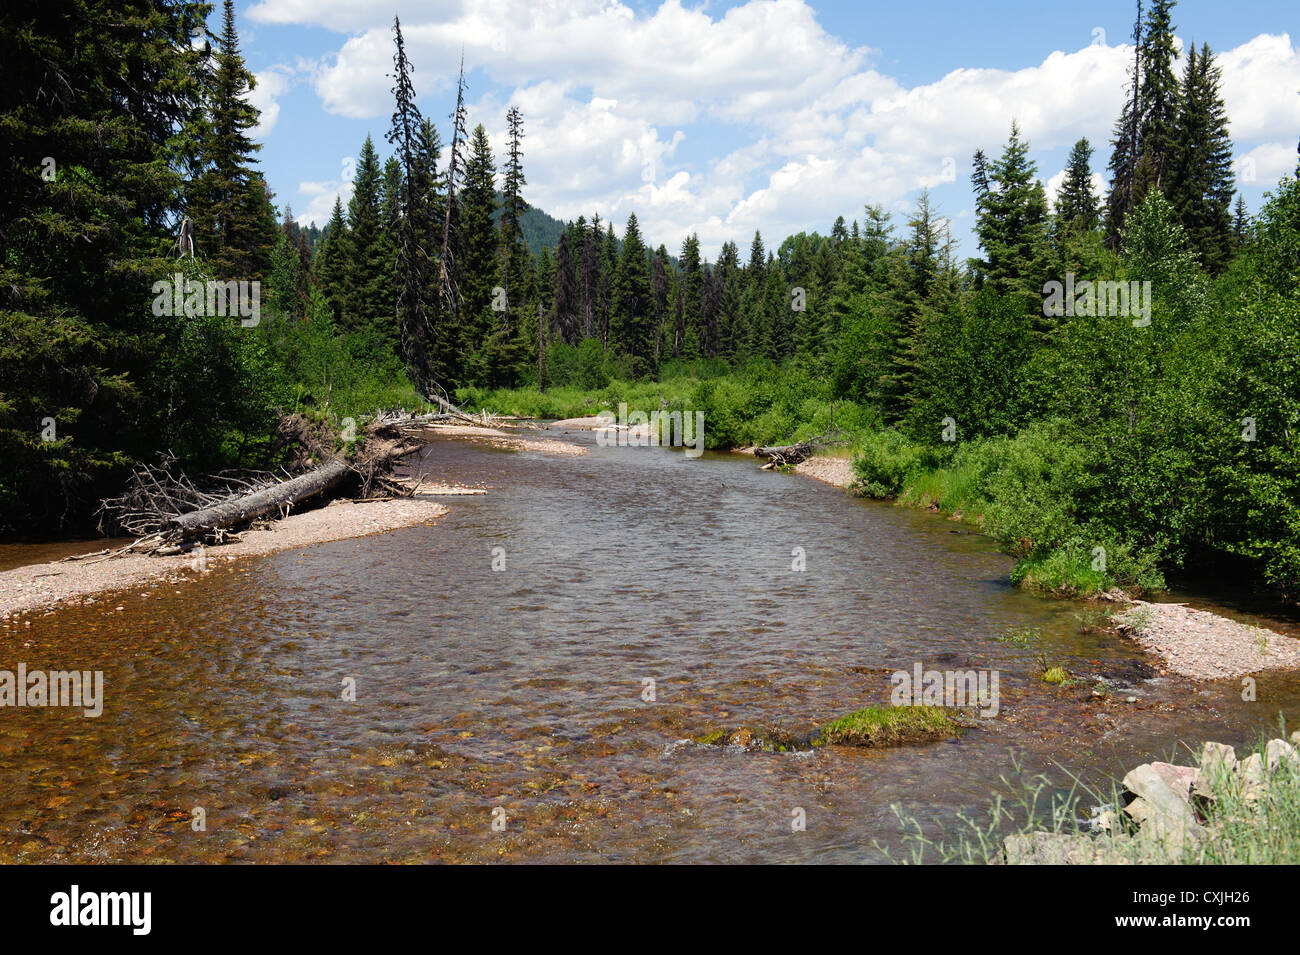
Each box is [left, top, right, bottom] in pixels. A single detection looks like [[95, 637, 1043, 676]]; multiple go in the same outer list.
[[255, 1, 1300, 255], [249, 66, 294, 138], [1239, 141, 1298, 185], [295, 177, 354, 229]]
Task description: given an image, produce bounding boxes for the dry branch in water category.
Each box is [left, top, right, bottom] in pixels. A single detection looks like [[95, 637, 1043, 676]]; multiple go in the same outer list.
[[96, 410, 434, 556], [754, 427, 851, 469]]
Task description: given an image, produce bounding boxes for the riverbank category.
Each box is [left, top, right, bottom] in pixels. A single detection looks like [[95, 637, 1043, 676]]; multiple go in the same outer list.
[[1000, 734, 1300, 864], [0, 497, 448, 619], [731, 439, 1300, 684]]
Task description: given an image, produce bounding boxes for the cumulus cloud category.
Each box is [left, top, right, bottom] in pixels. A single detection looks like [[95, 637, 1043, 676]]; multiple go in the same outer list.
[[254, 0, 1299, 254], [248, 66, 294, 138]]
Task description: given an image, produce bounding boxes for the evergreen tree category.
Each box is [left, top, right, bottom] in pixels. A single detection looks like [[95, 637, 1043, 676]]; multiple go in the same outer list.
[[339, 135, 393, 349], [971, 124, 1050, 301], [459, 124, 498, 367], [0, 0, 258, 529], [1232, 195, 1250, 251], [499, 106, 529, 329], [1167, 43, 1236, 272], [1132, 0, 1180, 202], [1057, 138, 1100, 232], [678, 234, 704, 358], [554, 231, 581, 345], [714, 241, 742, 358], [611, 213, 654, 376], [190, 0, 277, 279], [386, 15, 439, 391], [580, 223, 599, 340], [1106, 1, 1145, 247], [650, 245, 671, 363], [314, 196, 348, 324]]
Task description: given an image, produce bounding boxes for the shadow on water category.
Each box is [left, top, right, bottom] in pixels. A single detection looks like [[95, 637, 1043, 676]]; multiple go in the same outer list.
[[1, 430, 1297, 862]]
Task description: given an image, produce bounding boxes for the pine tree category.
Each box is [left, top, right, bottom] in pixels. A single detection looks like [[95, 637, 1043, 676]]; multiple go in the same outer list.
[[315, 196, 348, 324], [554, 231, 581, 345], [1053, 138, 1105, 275], [459, 124, 498, 370], [971, 124, 1050, 301], [580, 223, 599, 341], [1231, 195, 1250, 251], [678, 234, 704, 358], [385, 15, 438, 391], [1106, 1, 1144, 248], [1057, 138, 1100, 232], [650, 245, 671, 363], [714, 241, 742, 359], [1167, 43, 1236, 273], [499, 106, 529, 330], [190, 0, 277, 280], [0, 0, 244, 529], [611, 213, 654, 376], [1132, 0, 1180, 203], [339, 135, 393, 348]]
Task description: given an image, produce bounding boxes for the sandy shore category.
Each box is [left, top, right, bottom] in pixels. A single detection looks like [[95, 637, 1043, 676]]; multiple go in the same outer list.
[[1116, 599, 1300, 680], [733, 446, 858, 490], [548, 416, 607, 430], [418, 422, 586, 456], [795, 455, 856, 489], [0, 497, 447, 619]]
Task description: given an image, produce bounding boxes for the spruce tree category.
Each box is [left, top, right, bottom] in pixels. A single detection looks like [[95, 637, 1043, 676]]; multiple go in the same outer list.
[[1132, 0, 1180, 203], [612, 214, 654, 376], [1106, 1, 1144, 248], [339, 135, 393, 348], [190, 0, 277, 280], [971, 124, 1050, 301], [1167, 43, 1236, 273], [500, 106, 529, 329], [0, 0, 212, 529], [1057, 138, 1100, 232], [386, 15, 438, 391], [459, 124, 498, 369], [678, 234, 704, 358], [554, 232, 581, 345], [314, 196, 348, 324]]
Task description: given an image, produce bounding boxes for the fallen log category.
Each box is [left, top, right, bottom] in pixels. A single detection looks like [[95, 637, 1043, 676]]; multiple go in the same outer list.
[[165, 456, 352, 539], [427, 392, 480, 425], [754, 440, 818, 467]]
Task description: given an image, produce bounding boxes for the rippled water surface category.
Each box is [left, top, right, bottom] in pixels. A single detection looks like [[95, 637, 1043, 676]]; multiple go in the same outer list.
[[2, 430, 1298, 863]]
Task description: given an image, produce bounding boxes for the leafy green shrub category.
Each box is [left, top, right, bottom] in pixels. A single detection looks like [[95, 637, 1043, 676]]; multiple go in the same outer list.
[[853, 430, 939, 498]]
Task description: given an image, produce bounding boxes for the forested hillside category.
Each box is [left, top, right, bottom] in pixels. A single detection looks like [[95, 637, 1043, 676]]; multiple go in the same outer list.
[[2, 0, 1298, 602]]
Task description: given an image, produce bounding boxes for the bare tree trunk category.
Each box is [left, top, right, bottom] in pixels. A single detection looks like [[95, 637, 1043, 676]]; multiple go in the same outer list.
[[166, 457, 352, 539]]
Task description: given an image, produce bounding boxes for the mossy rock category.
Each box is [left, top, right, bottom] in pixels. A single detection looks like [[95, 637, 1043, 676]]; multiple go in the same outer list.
[[692, 725, 807, 752], [811, 705, 961, 748]]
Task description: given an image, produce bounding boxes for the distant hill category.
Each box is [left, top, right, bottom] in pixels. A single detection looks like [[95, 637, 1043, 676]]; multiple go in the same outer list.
[[491, 194, 567, 256], [493, 194, 679, 265]]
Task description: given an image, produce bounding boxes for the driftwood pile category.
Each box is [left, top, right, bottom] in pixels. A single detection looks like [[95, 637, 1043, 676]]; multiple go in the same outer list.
[[95, 400, 487, 557], [754, 428, 851, 469]]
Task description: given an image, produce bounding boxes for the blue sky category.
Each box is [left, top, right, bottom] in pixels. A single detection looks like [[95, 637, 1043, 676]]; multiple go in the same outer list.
[[233, 0, 1300, 259]]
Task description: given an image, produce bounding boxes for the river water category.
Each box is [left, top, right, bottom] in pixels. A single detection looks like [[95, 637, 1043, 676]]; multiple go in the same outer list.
[[2, 430, 1298, 863]]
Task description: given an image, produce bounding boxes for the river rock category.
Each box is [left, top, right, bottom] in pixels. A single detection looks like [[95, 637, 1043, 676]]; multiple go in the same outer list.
[[1193, 742, 1236, 801], [1003, 831, 1106, 865], [1200, 741, 1236, 775], [1122, 764, 1203, 846], [1265, 738, 1300, 772], [1149, 761, 1197, 800], [1237, 752, 1265, 782], [1236, 752, 1266, 804]]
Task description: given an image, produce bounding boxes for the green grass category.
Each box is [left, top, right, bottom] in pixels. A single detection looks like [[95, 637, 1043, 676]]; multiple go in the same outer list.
[[1040, 665, 1070, 685], [884, 735, 1300, 864], [814, 705, 960, 748]]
